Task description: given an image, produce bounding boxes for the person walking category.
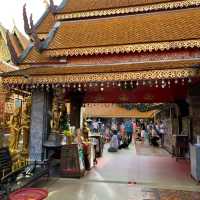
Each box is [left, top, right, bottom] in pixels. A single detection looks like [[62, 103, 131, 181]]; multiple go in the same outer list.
[[124, 119, 133, 146], [108, 130, 119, 152], [159, 121, 165, 147]]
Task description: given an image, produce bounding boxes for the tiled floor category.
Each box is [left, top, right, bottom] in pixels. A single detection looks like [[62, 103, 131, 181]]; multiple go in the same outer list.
[[37, 143, 200, 200]]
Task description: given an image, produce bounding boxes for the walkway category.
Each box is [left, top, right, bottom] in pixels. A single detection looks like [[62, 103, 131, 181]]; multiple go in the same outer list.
[[37, 144, 200, 200]]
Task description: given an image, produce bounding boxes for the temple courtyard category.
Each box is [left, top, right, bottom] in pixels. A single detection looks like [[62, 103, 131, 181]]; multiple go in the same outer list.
[[36, 144, 200, 200]]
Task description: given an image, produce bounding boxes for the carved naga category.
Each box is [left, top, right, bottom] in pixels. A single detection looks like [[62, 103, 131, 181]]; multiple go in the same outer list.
[[23, 4, 42, 49]]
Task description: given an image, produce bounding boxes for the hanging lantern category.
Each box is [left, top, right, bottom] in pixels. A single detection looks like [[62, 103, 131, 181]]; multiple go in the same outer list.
[[84, 83, 87, 88], [182, 79, 185, 85], [188, 78, 192, 83], [136, 81, 139, 86], [73, 84, 76, 88], [167, 80, 171, 85], [95, 83, 98, 87], [174, 79, 178, 84], [118, 82, 121, 87], [143, 80, 146, 85], [100, 87, 104, 92], [148, 80, 152, 85], [67, 84, 70, 88], [78, 83, 81, 88], [106, 82, 110, 88], [89, 83, 93, 87]]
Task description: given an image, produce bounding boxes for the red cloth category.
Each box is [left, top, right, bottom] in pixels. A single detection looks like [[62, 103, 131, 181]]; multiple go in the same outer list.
[[9, 188, 48, 200]]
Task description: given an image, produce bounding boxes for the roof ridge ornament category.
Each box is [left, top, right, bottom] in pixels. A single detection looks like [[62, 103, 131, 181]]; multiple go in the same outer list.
[[30, 14, 43, 50], [23, 4, 31, 35], [49, 0, 57, 13], [23, 4, 43, 50]]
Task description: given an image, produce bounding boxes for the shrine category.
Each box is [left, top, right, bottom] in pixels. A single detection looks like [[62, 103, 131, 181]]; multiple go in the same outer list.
[[1, 0, 200, 178]]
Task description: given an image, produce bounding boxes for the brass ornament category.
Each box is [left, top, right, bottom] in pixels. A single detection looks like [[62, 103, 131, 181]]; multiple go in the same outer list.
[[2, 68, 200, 85], [45, 40, 200, 57]]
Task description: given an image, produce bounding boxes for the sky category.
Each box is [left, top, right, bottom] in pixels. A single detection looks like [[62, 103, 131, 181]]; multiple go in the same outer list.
[[0, 0, 62, 35]]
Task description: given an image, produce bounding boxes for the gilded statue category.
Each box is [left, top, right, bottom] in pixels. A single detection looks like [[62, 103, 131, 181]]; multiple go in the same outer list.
[[8, 108, 21, 152], [82, 121, 90, 141], [51, 101, 60, 133], [20, 101, 31, 153]]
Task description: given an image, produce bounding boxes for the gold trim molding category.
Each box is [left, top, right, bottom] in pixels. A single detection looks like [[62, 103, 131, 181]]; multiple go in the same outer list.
[[56, 0, 200, 20], [45, 40, 200, 57], [38, 33, 48, 40], [2, 68, 200, 85]]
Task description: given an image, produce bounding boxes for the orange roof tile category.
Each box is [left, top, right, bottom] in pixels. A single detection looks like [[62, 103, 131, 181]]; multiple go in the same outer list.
[[36, 11, 55, 34], [46, 8, 200, 56], [21, 46, 51, 65], [59, 0, 180, 14]]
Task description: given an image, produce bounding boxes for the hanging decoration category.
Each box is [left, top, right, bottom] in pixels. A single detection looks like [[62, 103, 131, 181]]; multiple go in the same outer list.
[[4, 77, 193, 93]]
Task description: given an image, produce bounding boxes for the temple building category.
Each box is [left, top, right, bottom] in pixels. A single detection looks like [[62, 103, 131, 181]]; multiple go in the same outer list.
[[1, 0, 200, 162], [0, 24, 29, 142]]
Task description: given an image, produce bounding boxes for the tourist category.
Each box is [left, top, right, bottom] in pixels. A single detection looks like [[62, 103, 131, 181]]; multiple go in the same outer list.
[[140, 123, 146, 144], [151, 126, 160, 147], [118, 132, 129, 149], [108, 130, 119, 152], [111, 122, 117, 131], [159, 121, 165, 147], [124, 119, 133, 145], [92, 119, 99, 133]]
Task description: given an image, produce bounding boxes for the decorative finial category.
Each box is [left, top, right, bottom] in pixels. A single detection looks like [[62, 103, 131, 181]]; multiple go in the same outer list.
[[29, 14, 42, 50], [23, 4, 31, 35], [49, 0, 57, 13]]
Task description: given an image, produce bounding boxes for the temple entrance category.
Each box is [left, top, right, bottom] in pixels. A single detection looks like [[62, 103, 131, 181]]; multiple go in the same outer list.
[[36, 79, 192, 184]]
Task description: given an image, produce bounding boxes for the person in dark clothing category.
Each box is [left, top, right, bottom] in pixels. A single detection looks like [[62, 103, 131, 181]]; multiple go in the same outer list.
[[118, 134, 129, 149], [124, 120, 133, 145], [151, 127, 160, 147]]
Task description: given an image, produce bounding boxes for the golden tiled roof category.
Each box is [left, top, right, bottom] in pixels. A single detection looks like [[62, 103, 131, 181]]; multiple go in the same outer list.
[[56, 0, 200, 20], [21, 47, 50, 65], [36, 0, 200, 33], [36, 11, 55, 34], [59, 0, 179, 13], [46, 8, 200, 56]]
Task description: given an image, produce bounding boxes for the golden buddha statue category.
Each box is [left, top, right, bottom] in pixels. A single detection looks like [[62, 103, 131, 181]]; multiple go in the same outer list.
[[82, 121, 90, 141], [20, 102, 31, 153], [8, 108, 21, 153], [51, 101, 60, 133]]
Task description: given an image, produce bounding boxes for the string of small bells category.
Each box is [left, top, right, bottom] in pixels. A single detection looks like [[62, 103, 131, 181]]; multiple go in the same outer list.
[[6, 78, 192, 92]]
